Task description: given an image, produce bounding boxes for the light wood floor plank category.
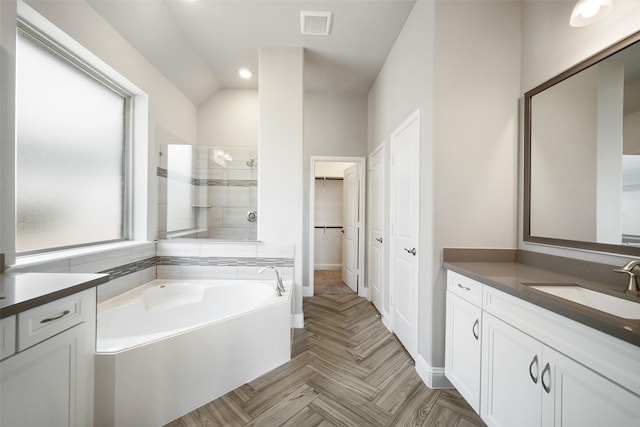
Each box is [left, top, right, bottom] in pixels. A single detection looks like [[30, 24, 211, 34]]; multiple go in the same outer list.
[[166, 289, 485, 427]]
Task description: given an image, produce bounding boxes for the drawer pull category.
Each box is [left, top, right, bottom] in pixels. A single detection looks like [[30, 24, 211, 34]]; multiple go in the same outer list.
[[541, 362, 551, 393], [529, 354, 539, 384], [457, 283, 471, 291], [40, 310, 70, 324], [472, 318, 480, 340]]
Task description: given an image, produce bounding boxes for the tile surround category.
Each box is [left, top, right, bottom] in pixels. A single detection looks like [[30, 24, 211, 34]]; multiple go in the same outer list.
[[12, 241, 294, 302]]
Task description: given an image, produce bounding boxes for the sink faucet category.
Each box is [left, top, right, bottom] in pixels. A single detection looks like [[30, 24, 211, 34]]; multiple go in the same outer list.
[[613, 260, 640, 296], [257, 266, 285, 296]]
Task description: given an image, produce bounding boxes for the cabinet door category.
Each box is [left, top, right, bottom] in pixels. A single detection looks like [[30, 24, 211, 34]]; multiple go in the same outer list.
[[445, 291, 482, 413], [542, 346, 640, 427], [481, 313, 542, 427], [1, 325, 80, 427]]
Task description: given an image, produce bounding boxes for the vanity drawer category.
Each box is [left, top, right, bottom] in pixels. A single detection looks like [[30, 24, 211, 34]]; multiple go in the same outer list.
[[447, 271, 483, 307], [0, 316, 16, 360], [18, 289, 91, 351]]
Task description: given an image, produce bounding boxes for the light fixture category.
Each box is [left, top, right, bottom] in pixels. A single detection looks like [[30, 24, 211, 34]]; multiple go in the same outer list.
[[570, 0, 613, 27], [238, 68, 252, 79]]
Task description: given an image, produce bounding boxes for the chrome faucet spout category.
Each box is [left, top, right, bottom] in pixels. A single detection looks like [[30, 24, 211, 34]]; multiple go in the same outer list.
[[613, 260, 640, 296], [257, 266, 285, 296]]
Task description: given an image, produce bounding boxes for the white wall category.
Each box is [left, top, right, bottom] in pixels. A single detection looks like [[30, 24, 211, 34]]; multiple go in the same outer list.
[[520, 0, 640, 264], [198, 89, 258, 147], [258, 47, 304, 319], [368, 0, 521, 381], [303, 93, 367, 289], [12, 0, 198, 253]]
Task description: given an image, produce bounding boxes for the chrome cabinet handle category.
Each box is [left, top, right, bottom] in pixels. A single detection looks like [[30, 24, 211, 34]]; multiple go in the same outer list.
[[541, 362, 551, 393], [457, 283, 471, 291], [529, 355, 539, 384], [472, 319, 480, 340], [376, 237, 383, 243], [40, 310, 70, 324], [404, 247, 416, 256]]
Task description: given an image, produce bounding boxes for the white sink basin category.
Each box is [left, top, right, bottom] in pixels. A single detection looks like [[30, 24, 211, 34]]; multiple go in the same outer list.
[[529, 285, 640, 320]]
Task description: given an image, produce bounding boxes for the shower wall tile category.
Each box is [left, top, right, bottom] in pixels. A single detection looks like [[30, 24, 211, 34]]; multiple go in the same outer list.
[[130, 243, 156, 262], [9, 258, 71, 273], [157, 241, 201, 257], [200, 242, 258, 258], [227, 187, 251, 208], [209, 187, 228, 207], [97, 270, 144, 303], [157, 265, 181, 280], [70, 248, 132, 273], [223, 208, 253, 228], [180, 265, 238, 280], [257, 244, 295, 259]]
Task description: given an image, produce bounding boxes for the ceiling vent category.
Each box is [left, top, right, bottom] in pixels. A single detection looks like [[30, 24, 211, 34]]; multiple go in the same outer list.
[[300, 11, 332, 36]]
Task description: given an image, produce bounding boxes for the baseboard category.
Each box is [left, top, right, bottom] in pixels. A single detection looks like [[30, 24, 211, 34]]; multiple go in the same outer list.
[[415, 354, 453, 389], [314, 264, 342, 270], [380, 314, 392, 332], [302, 287, 313, 297], [291, 313, 304, 328]]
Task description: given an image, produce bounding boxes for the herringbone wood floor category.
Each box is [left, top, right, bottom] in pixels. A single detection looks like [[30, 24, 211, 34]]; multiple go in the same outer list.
[[166, 291, 485, 426]]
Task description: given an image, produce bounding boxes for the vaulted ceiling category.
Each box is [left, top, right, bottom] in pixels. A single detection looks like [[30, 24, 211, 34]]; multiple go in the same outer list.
[[87, 0, 417, 106]]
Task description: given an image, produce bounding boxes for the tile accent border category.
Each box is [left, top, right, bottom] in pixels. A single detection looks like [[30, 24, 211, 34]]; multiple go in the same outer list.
[[99, 256, 294, 280]]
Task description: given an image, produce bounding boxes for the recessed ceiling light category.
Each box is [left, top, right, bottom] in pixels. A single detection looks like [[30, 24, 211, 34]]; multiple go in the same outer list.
[[238, 68, 253, 79]]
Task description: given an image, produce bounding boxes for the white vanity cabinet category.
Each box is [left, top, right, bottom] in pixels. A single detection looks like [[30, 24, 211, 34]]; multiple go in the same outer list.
[[481, 312, 640, 427], [0, 288, 96, 427], [445, 271, 483, 413], [446, 269, 640, 427]]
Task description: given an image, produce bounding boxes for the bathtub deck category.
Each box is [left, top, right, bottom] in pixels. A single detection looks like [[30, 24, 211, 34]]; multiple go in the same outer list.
[[166, 293, 484, 427]]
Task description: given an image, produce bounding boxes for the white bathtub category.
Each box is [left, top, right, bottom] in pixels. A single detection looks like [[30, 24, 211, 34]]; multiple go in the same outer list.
[[94, 279, 292, 427]]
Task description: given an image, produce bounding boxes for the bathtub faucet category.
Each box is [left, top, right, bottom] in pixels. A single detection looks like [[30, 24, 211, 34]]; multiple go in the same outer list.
[[258, 266, 285, 296]]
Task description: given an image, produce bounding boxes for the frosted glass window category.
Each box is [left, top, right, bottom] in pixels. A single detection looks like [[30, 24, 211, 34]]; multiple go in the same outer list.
[[16, 28, 127, 253]]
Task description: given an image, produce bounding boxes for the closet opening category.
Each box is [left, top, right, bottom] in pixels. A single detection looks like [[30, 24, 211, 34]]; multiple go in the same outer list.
[[308, 157, 366, 297]]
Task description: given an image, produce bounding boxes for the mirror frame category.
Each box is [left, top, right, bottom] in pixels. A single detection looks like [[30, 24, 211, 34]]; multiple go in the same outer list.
[[524, 30, 640, 257]]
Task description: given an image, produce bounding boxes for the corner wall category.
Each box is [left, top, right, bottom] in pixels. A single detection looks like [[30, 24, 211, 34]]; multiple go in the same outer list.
[[303, 93, 368, 292], [258, 47, 304, 321], [368, 0, 521, 384]]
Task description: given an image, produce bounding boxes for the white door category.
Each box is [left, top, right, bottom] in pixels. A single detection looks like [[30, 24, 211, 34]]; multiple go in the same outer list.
[[368, 146, 384, 313], [342, 163, 359, 292], [390, 110, 420, 357]]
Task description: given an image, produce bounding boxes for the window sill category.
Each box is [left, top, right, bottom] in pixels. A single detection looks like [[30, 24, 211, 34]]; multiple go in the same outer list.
[[12, 241, 155, 271]]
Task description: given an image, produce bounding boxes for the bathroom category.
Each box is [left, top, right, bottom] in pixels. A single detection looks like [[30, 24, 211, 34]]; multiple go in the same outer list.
[[1, 0, 640, 425]]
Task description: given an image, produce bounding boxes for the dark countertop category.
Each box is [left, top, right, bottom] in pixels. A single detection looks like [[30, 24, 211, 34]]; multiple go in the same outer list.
[[443, 261, 640, 347], [0, 272, 109, 318]]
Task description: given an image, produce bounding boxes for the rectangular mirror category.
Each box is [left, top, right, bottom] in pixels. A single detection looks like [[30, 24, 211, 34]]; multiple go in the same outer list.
[[524, 31, 640, 256]]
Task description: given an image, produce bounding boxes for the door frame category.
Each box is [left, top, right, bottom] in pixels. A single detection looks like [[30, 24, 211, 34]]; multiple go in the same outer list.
[[308, 156, 366, 297], [367, 143, 388, 320]]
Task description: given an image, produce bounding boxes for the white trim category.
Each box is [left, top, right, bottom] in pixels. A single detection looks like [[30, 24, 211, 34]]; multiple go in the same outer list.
[[367, 141, 386, 313], [308, 156, 366, 298], [314, 263, 342, 270], [380, 313, 393, 332], [415, 354, 453, 390], [291, 313, 304, 328]]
